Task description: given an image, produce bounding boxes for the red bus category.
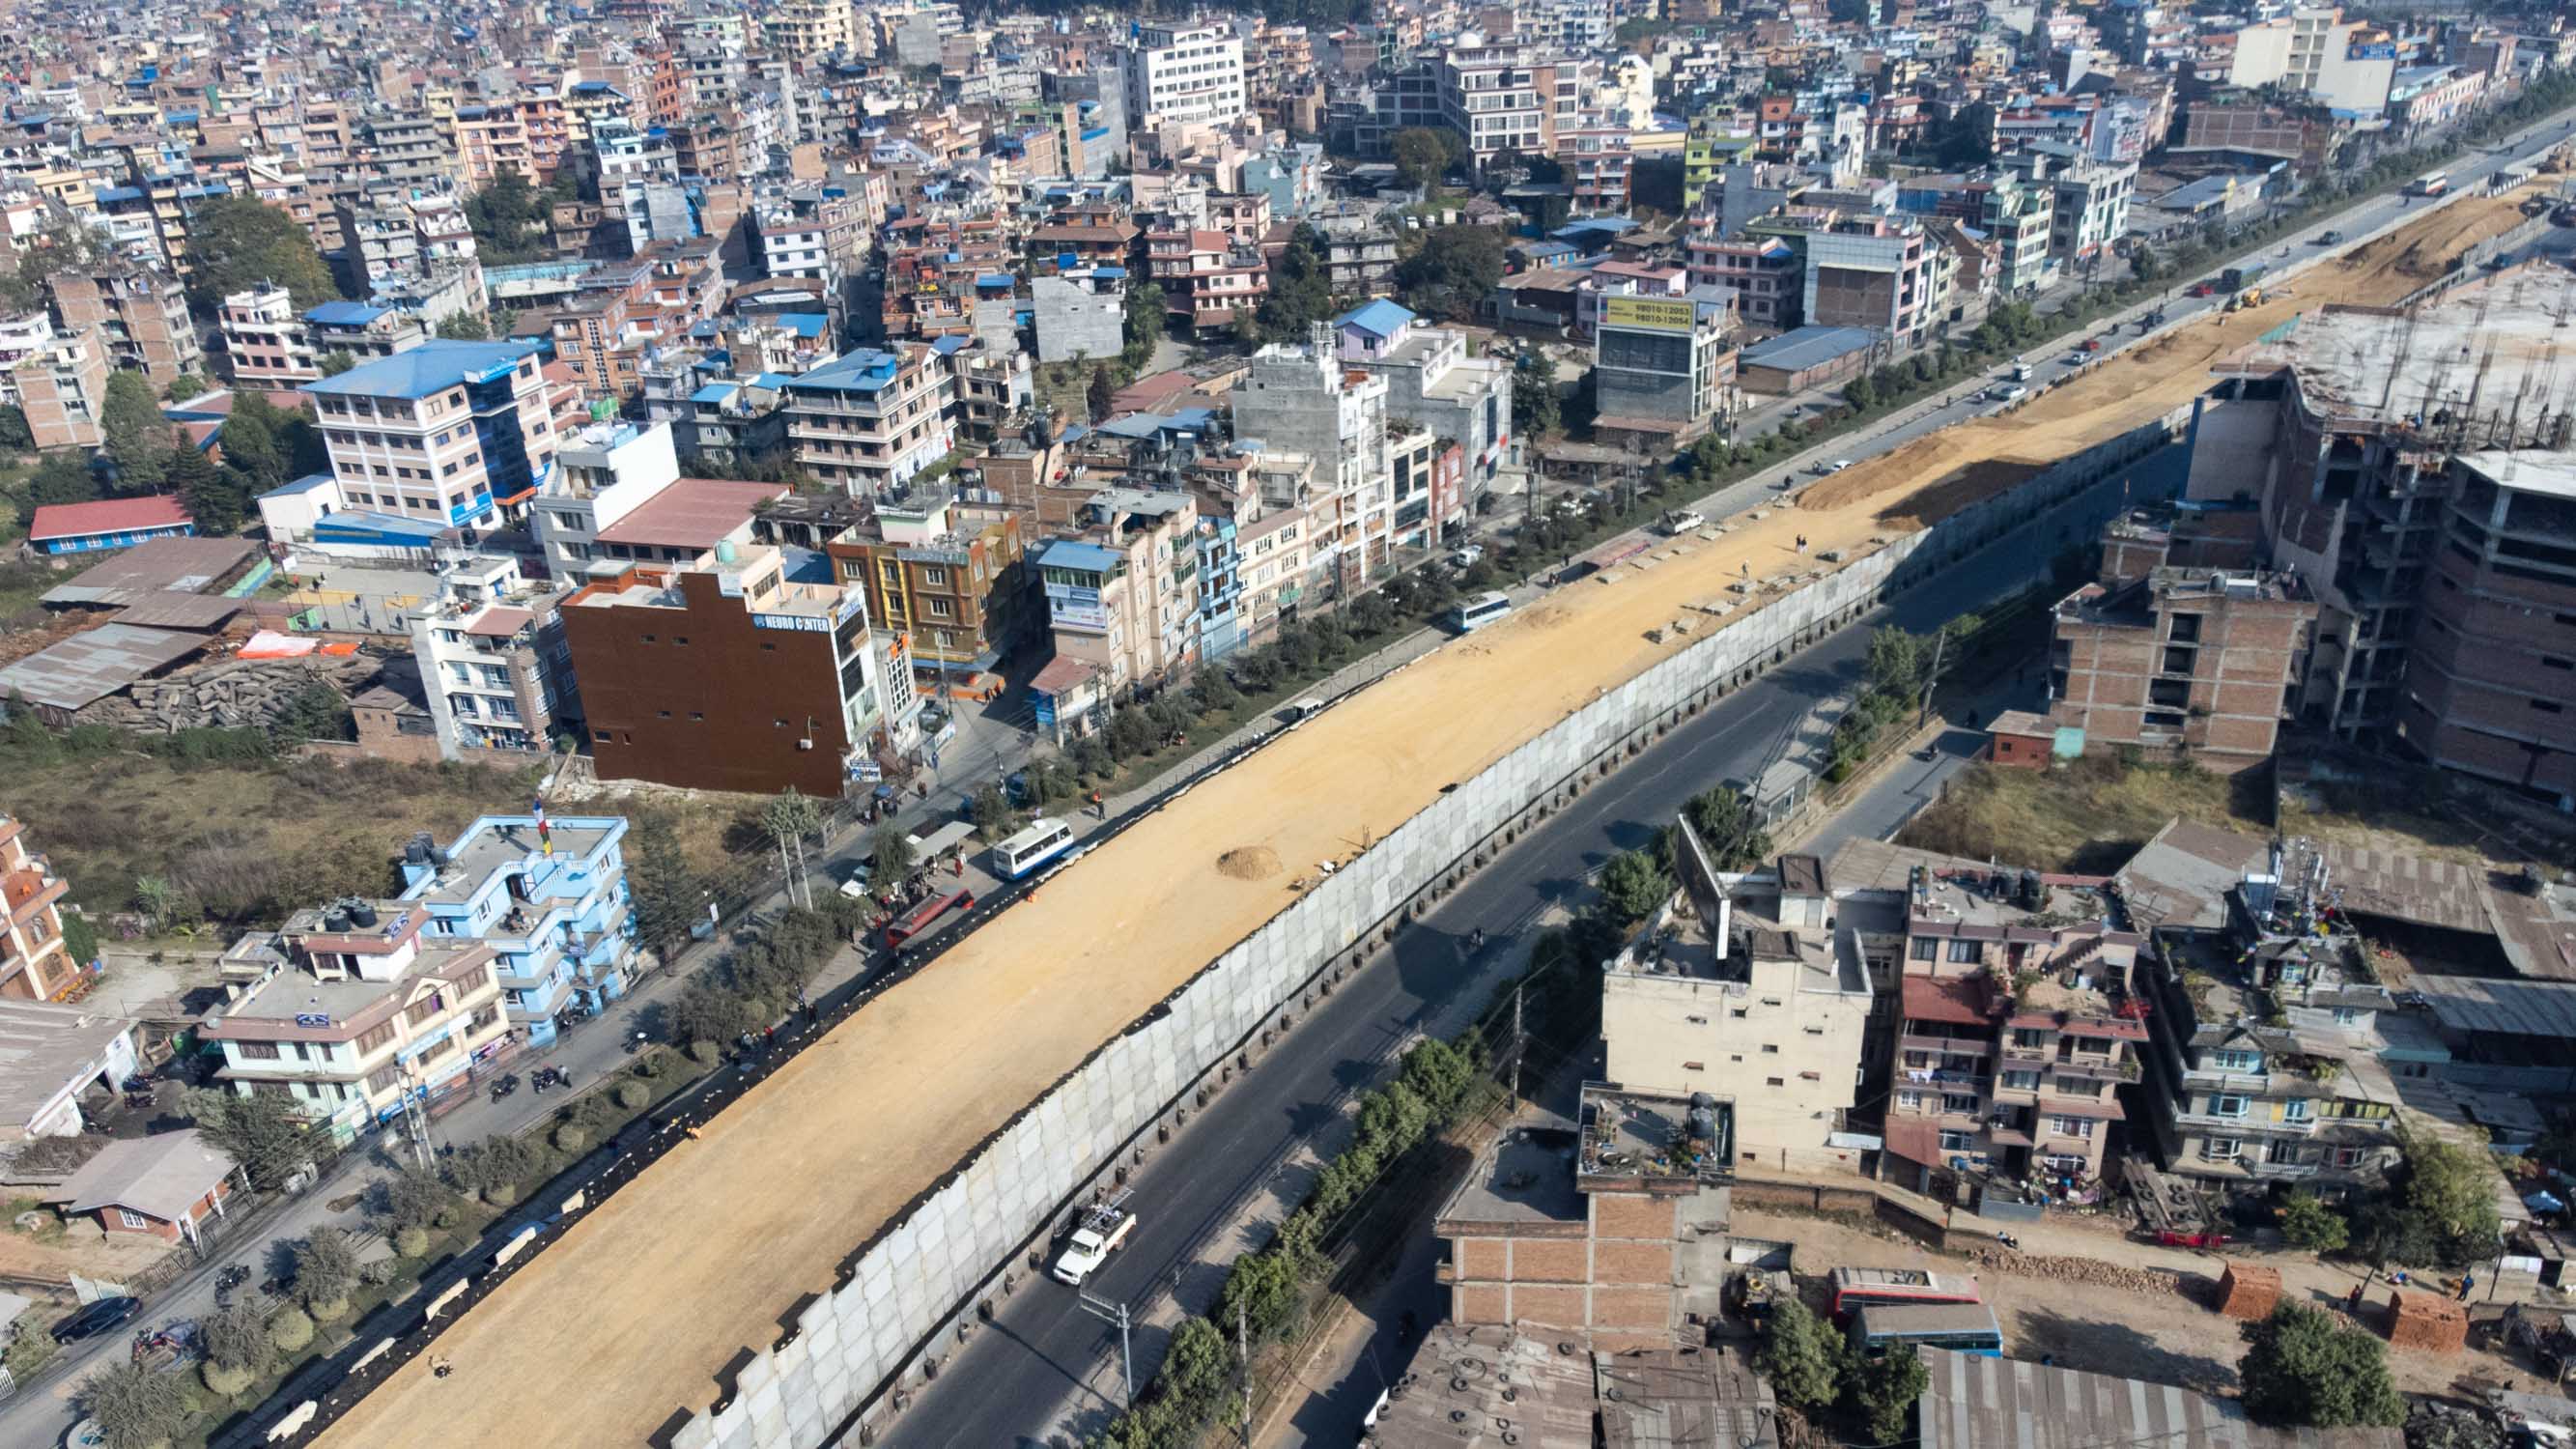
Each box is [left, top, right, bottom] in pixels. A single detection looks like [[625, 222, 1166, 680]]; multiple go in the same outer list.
[[1826, 1267, 1981, 1321], [884, 887, 975, 949]]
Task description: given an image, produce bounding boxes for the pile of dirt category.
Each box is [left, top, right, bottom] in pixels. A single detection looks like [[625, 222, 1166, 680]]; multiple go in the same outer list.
[[1970, 1249, 2191, 1299], [1215, 846, 1282, 880]]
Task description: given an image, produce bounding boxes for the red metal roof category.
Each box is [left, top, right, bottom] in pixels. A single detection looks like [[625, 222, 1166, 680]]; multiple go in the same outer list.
[[592, 479, 786, 550], [26, 495, 192, 543], [1901, 974, 1993, 1026]]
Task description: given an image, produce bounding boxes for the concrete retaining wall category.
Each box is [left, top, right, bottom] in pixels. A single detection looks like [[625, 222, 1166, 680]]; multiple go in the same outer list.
[[669, 414, 2188, 1449]]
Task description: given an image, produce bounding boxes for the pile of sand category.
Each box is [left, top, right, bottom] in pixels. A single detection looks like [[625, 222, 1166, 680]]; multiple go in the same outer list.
[[1215, 846, 1282, 880]]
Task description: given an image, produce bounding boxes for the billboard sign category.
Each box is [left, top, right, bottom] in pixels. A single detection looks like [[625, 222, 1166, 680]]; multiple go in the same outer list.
[[1602, 296, 1696, 333]]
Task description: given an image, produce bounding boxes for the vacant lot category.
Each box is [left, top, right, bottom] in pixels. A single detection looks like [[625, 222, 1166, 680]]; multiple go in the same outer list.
[[1899, 755, 2272, 873]]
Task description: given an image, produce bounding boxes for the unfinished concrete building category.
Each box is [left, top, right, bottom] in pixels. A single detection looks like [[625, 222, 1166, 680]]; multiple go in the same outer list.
[[2199, 264, 2576, 807], [2048, 548, 2316, 772]]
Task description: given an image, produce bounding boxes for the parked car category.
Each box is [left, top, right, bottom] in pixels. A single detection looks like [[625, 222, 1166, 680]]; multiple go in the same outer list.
[[1657, 509, 1706, 535], [52, 1296, 140, 1344], [1449, 544, 1485, 569], [1989, 384, 2029, 404], [2317, 229, 2345, 243], [836, 862, 874, 901]]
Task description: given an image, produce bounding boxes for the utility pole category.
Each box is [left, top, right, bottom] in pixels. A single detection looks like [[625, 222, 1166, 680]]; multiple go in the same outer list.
[[1914, 626, 1948, 729], [1237, 1299, 1253, 1448], [1511, 981, 1526, 1105], [1076, 1292, 1135, 1408]]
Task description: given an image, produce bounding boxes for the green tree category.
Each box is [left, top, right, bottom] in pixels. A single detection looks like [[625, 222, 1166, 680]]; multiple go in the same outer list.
[[1087, 364, 1115, 421], [165, 444, 250, 535], [315, 351, 357, 379], [1122, 280, 1166, 369], [1253, 223, 1334, 341], [1392, 127, 1453, 191], [78, 1361, 192, 1449], [293, 1226, 359, 1320], [1845, 1344, 1931, 1443], [1512, 355, 1561, 439], [2360, 1129, 2503, 1267], [1754, 1297, 1844, 1412], [760, 786, 825, 906], [2236, 1303, 2405, 1428], [626, 808, 707, 961], [0, 402, 34, 451], [1216, 1247, 1302, 1341], [1395, 226, 1506, 322], [869, 821, 917, 882], [216, 395, 285, 490], [2280, 1190, 2351, 1255], [1933, 102, 1996, 166], [970, 783, 1016, 835], [465, 169, 550, 265], [25, 452, 99, 508], [162, 371, 212, 403], [59, 910, 99, 969], [370, 1162, 460, 1234], [669, 972, 762, 1047], [272, 681, 351, 743], [437, 312, 492, 341], [182, 1086, 312, 1189], [1679, 784, 1773, 871], [184, 195, 341, 313], [1845, 373, 1880, 411], [266, 1303, 312, 1352], [1597, 848, 1674, 925], [99, 371, 172, 493]]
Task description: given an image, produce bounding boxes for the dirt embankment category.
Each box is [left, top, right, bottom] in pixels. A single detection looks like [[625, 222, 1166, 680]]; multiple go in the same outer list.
[[1795, 186, 2546, 528]]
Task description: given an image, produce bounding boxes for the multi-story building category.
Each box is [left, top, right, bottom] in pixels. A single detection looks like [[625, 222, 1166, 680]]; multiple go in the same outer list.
[[764, 0, 856, 61], [397, 813, 635, 1047], [49, 263, 201, 389], [201, 899, 508, 1139], [1603, 826, 1877, 1172], [303, 342, 558, 530], [1882, 850, 2148, 1196], [1591, 296, 1740, 450], [530, 420, 685, 578], [560, 543, 893, 796], [1232, 326, 1395, 596], [407, 554, 581, 757], [2043, 156, 2139, 268], [218, 287, 320, 389], [0, 815, 77, 1003], [1033, 268, 1126, 364], [782, 345, 960, 497], [2048, 539, 2317, 773], [1144, 228, 1269, 336], [1038, 488, 1203, 696], [820, 483, 1029, 686], [1433, 1080, 1733, 1351], [1685, 228, 1801, 333], [1118, 23, 1249, 133], [0, 316, 108, 449], [1431, 37, 1588, 170], [455, 101, 539, 190], [1801, 217, 1935, 347], [1331, 300, 1513, 499]]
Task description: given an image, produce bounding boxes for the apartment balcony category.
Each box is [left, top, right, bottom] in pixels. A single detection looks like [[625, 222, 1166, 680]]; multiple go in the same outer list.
[[2176, 1110, 2314, 1134], [1900, 1032, 1992, 1056]]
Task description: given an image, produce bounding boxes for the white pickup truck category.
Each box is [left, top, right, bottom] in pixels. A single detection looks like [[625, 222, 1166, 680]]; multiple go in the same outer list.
[[1052, 1203, 1136, 1287]]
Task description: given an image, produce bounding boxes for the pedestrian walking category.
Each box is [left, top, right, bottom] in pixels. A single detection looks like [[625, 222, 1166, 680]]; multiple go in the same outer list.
[[432, 1356, 454, 1380], [1090, 790, 1105, 819], [2459, 1271, 2476, 1301], [2346, 1283, 2364, 1314]]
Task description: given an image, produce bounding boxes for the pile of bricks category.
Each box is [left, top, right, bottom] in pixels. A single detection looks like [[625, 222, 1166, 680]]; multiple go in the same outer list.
[[2215, 1264, 2281, 1320], [2387, 1291, 2468, 1353], [1974, 1251, 2184, 1298]]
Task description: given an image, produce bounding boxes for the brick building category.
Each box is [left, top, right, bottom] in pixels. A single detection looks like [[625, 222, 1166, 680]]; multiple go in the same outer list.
[[2048, 547, 2315, 772], [559, 544, 893, 797], [1434, 1083, 1733, 1351], [0, 814, 78, 1002], [819, 483, 1029, 687], [50, 263, 202, 389]]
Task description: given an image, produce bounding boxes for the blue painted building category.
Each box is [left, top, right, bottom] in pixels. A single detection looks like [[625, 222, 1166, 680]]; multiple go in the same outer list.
[[399, 814, 636, 1047], [1195, 515, 1244, 663]]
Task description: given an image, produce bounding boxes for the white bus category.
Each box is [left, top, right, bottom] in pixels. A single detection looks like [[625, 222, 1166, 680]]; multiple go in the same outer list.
[[992, 817, 1077, 880], [1443, 590, 1512, 633], [2408, 170, 2449, 197]]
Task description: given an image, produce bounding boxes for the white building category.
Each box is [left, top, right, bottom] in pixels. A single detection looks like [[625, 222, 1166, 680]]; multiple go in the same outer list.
[[531, 419, 684, 577], [1119, 23, 1248, 133], [218, 286, 319, 389], [1600, 827, 1881, 1174], [407, 553, 580, 756], [300, 340, 559, 530], [1231, 324, 1394, 599]]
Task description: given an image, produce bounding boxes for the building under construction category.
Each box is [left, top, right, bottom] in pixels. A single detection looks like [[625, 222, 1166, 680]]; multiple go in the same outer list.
[[2203, 262, 2576, 809]]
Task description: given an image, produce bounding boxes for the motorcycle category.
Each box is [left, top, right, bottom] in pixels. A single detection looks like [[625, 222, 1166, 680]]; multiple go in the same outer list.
[[624, 1030, 649, 1056], [489, 1073, 519, 1102], [1913, 746, 1939, 762]]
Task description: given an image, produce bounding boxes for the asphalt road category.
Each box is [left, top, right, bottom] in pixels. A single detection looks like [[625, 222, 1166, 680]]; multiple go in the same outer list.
[[885, 410, 2186, 1447]]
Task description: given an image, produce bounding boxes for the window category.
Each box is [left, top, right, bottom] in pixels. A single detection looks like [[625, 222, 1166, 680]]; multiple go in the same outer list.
[[2202, 1136, 2242, 1161], [1939, 1130, 1976, 1152], [1941, 1094, 1979, 1114], [1896, 1091, 1924, 1111], [2048, 1116, 2097, 1138], [237, 1040, 283, 1061], [1910, 937, 1939, 960], [2208, 1048, 2260, 1072], [2282, 1098, 2312, 1122], [2332, 1007, 2361, 1025], [1766, 1076, 1785, 1087], [2002, 1069, 2040, 1091], [1760, 1043, 1779, 1054], [354, 1021, 396, 1056], [1945, 938, 1980, 963], [2209, 1094, 2249, 1118], [2332, 1145, 2365, 1168], [1682, 1060, 1704, 1071], [118, 1208, 152, 1230], [2011, 1028, 2048, 1050]]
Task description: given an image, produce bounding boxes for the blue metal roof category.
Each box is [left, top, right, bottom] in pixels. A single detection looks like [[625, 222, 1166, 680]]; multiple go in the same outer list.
[[300, 341, 545, 400], [775, 313, 830, 339], [751, 372, 797, 390], [1039, 540, 1122, 573], [1333, 298, 1416, 338], [305, 300, 389, 326], [786, 350, 901, 392], [930, 335, 970, 355], [313, 510, 448, 545], [977, 273, 1015, 289], [688, 383, 737, 404]]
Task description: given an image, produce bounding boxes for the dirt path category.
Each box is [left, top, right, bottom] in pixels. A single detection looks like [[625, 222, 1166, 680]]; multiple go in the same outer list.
[[1797, 187, 2542, 527], [315, 190, 2550, 1449]]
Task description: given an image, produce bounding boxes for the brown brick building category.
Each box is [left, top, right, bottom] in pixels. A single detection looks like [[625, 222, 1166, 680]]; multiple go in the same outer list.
[[50, 263, 203, 389], [820, 484, 1029, 684], [2397, 453, 2576, 806], [1435, 1084, 1733, 1352], [558, 544, 891, 797], [2048, 517, 2315, 772]]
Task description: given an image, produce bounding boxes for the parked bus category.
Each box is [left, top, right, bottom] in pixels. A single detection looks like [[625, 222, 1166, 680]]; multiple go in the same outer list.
[[2408, 171, 2449, 197], [993, 817, 1077, 880], [1443, 591, 1512, 633], [1847, 1301, 2004, 1359], [884, 886, 975, 949], [1826, 1267, 1982, 1321]]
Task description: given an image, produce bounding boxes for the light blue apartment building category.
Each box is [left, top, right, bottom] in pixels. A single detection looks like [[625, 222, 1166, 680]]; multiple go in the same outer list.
[[398, 814, 636, 1048]]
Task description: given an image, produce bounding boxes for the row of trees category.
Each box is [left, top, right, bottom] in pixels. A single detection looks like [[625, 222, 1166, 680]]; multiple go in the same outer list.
[[1756, 1297, 1931, 1441], [1086, 1039, 1484, 1449]]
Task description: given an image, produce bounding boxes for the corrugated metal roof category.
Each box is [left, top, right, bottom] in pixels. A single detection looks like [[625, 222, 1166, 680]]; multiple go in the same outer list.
[[1917, 1347, 2403, 1449], [0, 624, 208, 710], [109, 593, 242, 631]]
